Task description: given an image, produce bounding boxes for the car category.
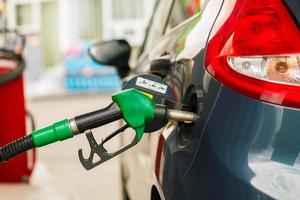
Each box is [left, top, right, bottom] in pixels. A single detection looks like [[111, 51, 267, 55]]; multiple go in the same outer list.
[[90, 0, 300, 199]]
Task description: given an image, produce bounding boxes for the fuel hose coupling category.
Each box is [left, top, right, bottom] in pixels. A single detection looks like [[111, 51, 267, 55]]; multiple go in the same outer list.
[[0, 119, 73, 162]]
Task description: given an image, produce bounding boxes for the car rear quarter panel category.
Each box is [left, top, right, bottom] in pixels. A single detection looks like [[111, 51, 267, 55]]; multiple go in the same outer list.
[[175, 84, 300, 200]]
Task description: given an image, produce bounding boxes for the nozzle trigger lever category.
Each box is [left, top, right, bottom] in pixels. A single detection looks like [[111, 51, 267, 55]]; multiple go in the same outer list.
[[78, 124, 139, 170]]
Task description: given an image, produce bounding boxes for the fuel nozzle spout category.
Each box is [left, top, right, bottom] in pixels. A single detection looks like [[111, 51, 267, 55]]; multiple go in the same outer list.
[[154, 104, 199, 124]]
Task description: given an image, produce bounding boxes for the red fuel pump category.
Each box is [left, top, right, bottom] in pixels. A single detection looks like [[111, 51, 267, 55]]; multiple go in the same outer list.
[[0, 49, 35, 182]]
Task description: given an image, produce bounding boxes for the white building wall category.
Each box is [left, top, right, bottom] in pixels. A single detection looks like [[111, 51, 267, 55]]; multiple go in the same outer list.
[[101, 0, 155, 47], [7, 0, 156, 51]]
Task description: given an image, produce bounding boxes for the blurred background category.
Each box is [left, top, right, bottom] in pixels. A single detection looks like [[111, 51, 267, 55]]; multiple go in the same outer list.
[[5, 0, 155, 96], [0, 0, 156, 199]]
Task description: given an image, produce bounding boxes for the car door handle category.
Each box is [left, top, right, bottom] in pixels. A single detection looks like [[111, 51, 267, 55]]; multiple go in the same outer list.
[[150, 55, 172, 78]]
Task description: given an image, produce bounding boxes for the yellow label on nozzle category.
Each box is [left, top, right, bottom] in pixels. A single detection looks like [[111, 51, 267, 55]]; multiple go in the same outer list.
[[140, 91, 153, 99]]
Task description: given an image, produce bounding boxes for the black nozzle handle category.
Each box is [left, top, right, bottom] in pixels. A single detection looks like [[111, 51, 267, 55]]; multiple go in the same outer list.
[[0, 135, 35, 162], [74, 102, 123, 134]]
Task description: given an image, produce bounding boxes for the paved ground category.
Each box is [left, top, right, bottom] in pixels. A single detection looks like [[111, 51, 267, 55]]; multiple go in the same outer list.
[[0, 94, 123, 200]]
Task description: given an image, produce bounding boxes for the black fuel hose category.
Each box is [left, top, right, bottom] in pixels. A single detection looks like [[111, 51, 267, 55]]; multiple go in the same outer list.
[[0, 135, 35, 162]]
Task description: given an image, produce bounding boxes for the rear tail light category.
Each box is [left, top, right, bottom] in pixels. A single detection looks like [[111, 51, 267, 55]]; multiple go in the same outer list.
[[228, 55, 300, 85], [205, 0, 300, 108]]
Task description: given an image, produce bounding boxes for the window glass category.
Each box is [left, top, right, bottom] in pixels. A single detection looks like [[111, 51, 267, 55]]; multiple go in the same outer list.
[[142, 0, 173, 53], [167, 0, 209, 31], [16, 4, 33, 26], [112, 0, 143, 19]]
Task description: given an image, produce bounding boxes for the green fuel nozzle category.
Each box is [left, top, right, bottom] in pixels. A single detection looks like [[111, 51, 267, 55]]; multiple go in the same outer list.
[[0, 89, 198, 169]]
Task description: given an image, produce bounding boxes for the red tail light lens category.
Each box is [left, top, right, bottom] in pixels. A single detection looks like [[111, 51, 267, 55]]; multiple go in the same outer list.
[[205, 0, 300, 108]]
